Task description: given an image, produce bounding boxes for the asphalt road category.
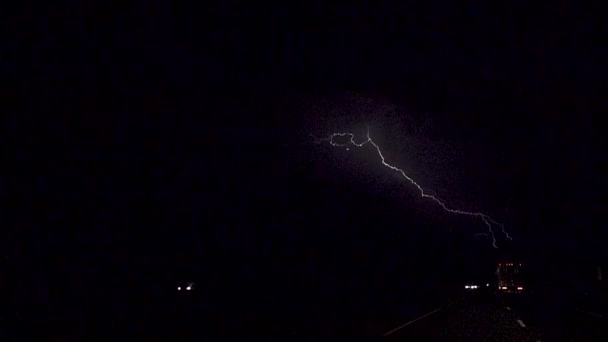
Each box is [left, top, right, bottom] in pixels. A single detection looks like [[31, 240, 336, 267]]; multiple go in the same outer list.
[[382, 290, 608, 341], [28, 286, 605, 338]]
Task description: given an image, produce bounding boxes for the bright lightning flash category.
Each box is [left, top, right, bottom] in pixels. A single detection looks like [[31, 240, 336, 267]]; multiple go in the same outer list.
[[313, 126, 512, 248]]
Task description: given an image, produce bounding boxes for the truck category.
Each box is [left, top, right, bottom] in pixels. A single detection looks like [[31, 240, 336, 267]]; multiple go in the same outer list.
[[496, 262, 524, 293]]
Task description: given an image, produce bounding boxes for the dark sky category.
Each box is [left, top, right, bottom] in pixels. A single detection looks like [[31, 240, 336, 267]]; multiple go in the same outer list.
[[7, 0, 607, 319]]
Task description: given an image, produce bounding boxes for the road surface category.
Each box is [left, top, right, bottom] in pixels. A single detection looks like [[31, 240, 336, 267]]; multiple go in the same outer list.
[[41, 286, 603, 338], [383, 291, 608, 341]]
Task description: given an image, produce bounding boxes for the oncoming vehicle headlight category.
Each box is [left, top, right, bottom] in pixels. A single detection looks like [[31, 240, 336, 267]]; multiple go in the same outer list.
[[177, 282, 195, 291]]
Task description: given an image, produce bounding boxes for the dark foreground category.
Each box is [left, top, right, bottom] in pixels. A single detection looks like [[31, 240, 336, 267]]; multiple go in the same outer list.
[[10, 284, 608, 339], [386, 290, 608, 341]]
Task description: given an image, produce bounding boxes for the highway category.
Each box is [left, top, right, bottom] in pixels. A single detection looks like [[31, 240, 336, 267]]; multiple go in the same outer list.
[[382, 290, 608, 340], [49, 282, 603, 338]]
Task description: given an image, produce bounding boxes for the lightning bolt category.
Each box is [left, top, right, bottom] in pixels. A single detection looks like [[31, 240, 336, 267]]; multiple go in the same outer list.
[[312, 126, 512, 248]]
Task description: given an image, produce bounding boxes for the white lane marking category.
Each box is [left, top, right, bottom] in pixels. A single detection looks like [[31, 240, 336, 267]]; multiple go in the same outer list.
[[576, 309, 608, 319], [506, 306, 511, 310], [517, 319, 526, 328], [383, 308, 443, 336]]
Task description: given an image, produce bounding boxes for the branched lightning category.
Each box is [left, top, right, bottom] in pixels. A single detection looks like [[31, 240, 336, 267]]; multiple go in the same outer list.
[[312, 126, 512, 248]]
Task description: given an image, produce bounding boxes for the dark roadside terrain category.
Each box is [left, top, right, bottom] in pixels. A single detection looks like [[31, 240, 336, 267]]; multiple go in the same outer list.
[[8, 146, 474, 338], [15, 263, 607, 339]]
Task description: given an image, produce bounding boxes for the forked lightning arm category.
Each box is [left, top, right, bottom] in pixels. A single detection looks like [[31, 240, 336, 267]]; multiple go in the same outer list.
[[312, 126, 512, 248]]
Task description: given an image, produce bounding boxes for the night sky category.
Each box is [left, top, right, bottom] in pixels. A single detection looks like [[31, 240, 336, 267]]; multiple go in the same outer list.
[[7, 0, 607, 334]]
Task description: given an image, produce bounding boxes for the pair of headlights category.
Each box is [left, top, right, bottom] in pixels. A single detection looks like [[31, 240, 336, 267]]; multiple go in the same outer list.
[[177, 282, 195, 291]]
